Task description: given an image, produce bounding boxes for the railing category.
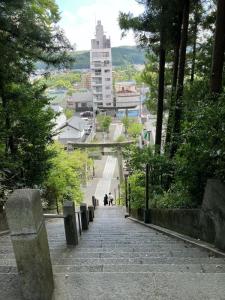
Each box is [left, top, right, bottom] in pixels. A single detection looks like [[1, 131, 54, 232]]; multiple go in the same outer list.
[[44, 210, 82, 237], [43, 196, 98, 245]]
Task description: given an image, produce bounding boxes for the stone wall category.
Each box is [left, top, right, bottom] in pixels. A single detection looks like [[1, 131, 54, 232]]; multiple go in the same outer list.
[[130, 180, 225, 251], [130, 208, 144, 221], [150, 208, 201, 239], [130, 208, 200, 239]]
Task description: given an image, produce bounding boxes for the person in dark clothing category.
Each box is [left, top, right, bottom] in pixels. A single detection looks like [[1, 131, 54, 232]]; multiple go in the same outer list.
[[104, 194, 108, 206]]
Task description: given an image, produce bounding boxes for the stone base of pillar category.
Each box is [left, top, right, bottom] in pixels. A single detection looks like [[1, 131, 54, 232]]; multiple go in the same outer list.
[[144, 209, 151, 224]]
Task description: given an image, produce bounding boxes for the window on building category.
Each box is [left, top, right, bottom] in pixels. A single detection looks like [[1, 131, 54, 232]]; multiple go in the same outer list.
[[105, 78, 111, 81], [104, 69, 110, 73], [95, 86, 102, 93], [104, 60, 110, 66], [93, 78, 102, 84], [102, 52, 109, 57], [94, 61, 102, 67], [95, 69, 101, 76], [106, 102, 112, 106], [105, 86, 111, 90]]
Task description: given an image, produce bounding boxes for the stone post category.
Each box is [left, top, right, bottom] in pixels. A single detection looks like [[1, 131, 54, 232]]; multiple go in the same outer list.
[[6, 189, 54, 300], [80, 203, 89, 230], [88, 205, 94, 222], [63, 201, 78, 246], [144, 163, 151, 223], [92, 195, 96, 209]]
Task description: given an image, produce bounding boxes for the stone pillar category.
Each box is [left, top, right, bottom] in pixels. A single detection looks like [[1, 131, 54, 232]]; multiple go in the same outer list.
[[6, 189, 54, 300], [200, 179, 225, 250], [92, 195, 96, 209], [63, 201, 78, 246], [117, 147, 124, 184], [80, 203, 89, 230], [88, 205, 94, 222], [144, 163, 151, 223]]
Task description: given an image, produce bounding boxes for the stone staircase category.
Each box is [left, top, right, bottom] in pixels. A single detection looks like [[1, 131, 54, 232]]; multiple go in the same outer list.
[[1, 206, 225, 299]]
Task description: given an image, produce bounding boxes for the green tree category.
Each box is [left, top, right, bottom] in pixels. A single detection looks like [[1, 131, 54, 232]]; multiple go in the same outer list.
[[0, 0, 73, 191], [122, 116, 131, 134], [127, 123, 143, 138], [97, 115, 112, 133]]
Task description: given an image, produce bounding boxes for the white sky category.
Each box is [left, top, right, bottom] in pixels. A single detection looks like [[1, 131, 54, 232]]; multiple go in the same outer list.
[[56, 0, 144, 51]]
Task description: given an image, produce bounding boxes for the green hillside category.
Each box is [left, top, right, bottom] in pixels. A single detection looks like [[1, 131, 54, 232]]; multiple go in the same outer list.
[[72, 46, 146, 69]]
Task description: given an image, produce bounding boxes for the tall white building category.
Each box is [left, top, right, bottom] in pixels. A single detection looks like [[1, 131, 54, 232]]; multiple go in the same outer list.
[[90, 21, 113, 110]]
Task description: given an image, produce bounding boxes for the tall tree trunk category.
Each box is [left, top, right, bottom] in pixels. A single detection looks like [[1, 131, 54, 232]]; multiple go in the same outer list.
[[210, 0, 225, 95], [0, 88, 15, 156], [165, 11, 183, 153], [155, 43, 166, 154], [190, 9, 198, 83], [170, 0, 190, 158]]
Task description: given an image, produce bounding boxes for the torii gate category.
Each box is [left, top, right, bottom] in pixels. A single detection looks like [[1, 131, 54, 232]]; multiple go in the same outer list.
[[67, 141, 135, 183]]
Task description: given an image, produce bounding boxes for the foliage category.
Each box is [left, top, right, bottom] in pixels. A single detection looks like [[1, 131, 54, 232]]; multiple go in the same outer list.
[[64, 108, 74, 120], [0, 0, 73, 194], [45, 143, 93, 207], [97, 115, 112, 133], [41, 72, 81, 90], [127, 123, 143, 138], [129, 171, 145, 209], [116, 135, 126, 143], [121, 116, 131, 134], [113, 65, 142, 83]]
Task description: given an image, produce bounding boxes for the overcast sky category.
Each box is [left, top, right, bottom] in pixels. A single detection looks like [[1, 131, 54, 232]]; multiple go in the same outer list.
[[55, 0, 144, 51]]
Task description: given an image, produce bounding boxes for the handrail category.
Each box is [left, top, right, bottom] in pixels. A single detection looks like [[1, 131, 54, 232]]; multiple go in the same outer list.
[[44, 213, 65, 219], [43, 212, 82, 236]]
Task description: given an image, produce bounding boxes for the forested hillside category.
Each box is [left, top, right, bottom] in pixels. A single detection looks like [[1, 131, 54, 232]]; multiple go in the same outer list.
[[36, 46, 145, 69]]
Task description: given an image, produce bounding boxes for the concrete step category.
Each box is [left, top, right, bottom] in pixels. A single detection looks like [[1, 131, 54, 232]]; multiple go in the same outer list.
[[52, 263, 225, 274], [52, 272, 225, 300], [0, 250, 214, 260], [51, 257, 225, 266], [49, 251, 217, 259]]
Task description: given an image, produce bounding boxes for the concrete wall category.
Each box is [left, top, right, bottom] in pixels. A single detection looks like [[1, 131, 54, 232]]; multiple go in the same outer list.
[[130, 180, 225, 251], [130, 208, 200, 238], [150, 209, 201, 238]]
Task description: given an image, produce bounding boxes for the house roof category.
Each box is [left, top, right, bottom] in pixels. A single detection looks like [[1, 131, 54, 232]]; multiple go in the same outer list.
[[58, 126, 82, 140], [59, 116, 86, 132]]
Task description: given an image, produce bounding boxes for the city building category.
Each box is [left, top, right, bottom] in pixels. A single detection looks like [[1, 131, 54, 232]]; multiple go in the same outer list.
[[90, 21, 113, 110], [67, 90, 93, 111], [115, 81, 140, 108]]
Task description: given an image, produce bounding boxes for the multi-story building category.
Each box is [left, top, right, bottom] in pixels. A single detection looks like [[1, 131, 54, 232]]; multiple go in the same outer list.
[[115, 81, 140, 108], [90, 21, 113, 110]]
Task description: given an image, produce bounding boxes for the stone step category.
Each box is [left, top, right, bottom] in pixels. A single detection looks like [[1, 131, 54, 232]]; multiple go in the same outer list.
[[0, 250, 214, 260], [52, 263, 225, 274], [51, 257, 225, 266], [1, 263, 225, 275], [2, 271, 225, 300], [52, 272, 225, 300]]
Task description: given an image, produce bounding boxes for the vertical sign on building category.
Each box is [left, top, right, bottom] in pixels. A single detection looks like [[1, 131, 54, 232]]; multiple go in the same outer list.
[[90, 21, 113, 111]]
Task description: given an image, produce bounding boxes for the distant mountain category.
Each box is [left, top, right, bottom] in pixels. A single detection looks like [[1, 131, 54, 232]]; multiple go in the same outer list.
[[72, 46, 146, 69]]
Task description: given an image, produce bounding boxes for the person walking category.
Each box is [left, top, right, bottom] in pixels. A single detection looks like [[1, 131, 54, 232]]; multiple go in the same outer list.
[[108, 192, 114, 206], [104, 194, 108, 206]]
